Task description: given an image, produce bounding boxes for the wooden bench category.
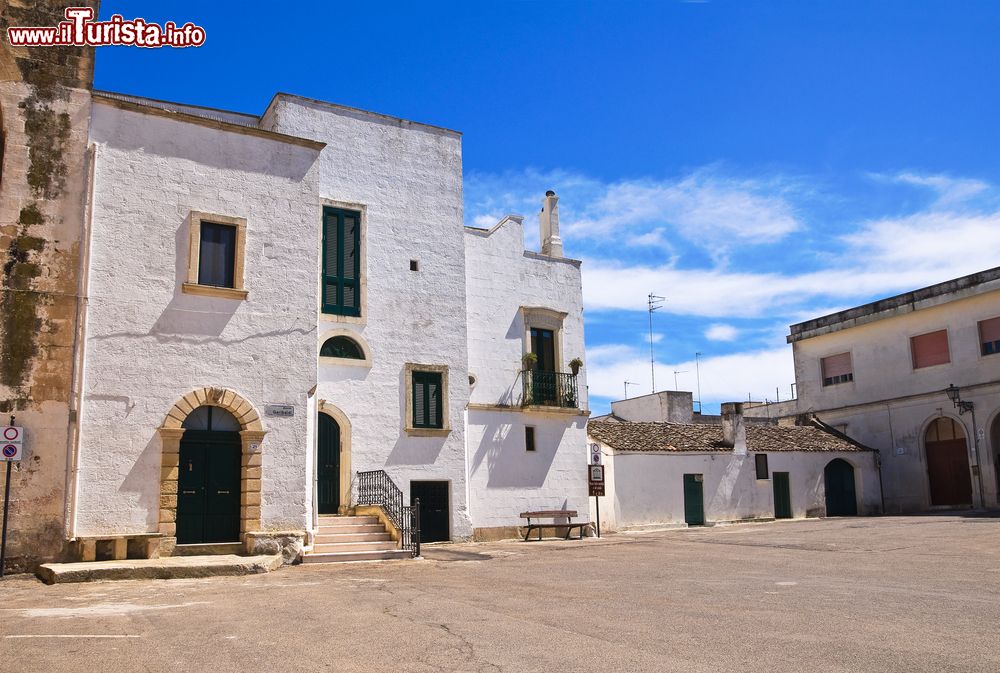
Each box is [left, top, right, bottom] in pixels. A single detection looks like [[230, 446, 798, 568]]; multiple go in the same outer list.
[[519, 510, 589, 541]]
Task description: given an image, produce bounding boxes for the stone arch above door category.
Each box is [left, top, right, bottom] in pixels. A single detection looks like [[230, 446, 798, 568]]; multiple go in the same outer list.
[[157, 387, 267, 553]]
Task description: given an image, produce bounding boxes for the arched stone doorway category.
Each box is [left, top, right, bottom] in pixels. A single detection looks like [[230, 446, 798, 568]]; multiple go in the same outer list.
[[318, 401, 352, 515], [157, 387, 266, 552], [177, 406, 242, 544], [824, 459, 858, 516], [924, 416, 972, 507]]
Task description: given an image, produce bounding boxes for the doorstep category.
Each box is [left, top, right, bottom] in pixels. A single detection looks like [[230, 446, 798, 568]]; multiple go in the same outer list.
[[36, 553, 283, 585]]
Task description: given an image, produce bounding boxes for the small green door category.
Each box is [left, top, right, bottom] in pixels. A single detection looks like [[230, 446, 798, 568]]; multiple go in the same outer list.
[[824, 459, 858, 516], [683, 474, 705, 526], [773, 472, 792, 519], [177, 430, 241, 544], [317, 414, 341, 514]]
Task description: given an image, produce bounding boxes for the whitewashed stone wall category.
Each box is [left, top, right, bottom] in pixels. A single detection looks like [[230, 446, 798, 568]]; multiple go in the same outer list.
[[464, 215, 589, 533], [593, 448, 881, 530], [76, 102, 322, 535], [265, 96, 473, 538]]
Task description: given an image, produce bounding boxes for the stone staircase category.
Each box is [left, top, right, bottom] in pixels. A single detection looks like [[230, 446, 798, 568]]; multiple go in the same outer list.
[[302, 515, 413, 563]]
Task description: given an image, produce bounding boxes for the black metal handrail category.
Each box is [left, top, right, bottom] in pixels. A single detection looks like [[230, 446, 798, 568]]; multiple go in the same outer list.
[[522, 370, 579, 409], [356, 469, 420, 557]]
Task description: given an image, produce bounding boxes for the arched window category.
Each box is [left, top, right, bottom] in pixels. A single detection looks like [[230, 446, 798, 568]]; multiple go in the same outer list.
[[320, 335, 364, 360]]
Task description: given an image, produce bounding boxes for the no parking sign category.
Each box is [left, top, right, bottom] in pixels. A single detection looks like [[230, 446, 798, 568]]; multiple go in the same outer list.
[[0, 427, 23, 462]]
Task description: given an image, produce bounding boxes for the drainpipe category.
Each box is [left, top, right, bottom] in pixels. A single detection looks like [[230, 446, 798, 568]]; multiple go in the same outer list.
[[63, 143, 97, 542]]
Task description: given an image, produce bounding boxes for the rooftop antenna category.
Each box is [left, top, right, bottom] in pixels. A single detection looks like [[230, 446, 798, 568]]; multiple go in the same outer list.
[[673, 370, 688, 391], [694, 352, 703, 413], [624, 381, 639, 399], [647, 293, 665, 393]]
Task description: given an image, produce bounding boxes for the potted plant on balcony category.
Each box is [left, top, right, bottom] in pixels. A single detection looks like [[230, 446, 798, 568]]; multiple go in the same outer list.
[[522, 352, 538, 369], [568, 357, 583, 376]]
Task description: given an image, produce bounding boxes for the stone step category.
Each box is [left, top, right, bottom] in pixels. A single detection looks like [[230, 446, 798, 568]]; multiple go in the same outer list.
[[314, 532, 392, 544], [36, 554, 283, 584], [317, 516, 379, 526], [311, 541, 398, 553], [317, 524, 386, 535], [301, 549, 413, 564]]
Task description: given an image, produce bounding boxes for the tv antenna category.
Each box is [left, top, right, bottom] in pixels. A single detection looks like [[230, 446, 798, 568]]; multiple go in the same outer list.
[[647, 293, 665, 392]]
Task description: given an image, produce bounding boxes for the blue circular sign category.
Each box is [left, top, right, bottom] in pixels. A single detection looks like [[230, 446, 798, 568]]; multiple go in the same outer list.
[[2, 445, 16, 458]]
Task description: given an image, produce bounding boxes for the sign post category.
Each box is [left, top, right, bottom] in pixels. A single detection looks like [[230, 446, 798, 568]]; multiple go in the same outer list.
[[0, 416, 22, 579], [588, 444, 605, 538]]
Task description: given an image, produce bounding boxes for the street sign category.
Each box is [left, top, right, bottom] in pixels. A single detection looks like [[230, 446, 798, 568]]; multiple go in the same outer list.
[[0, 427, 23, 462], [589, 465, 604, 482], [265, 404, 294, 418], [590, 443, 602, 465], [589, 482, 605, 497]]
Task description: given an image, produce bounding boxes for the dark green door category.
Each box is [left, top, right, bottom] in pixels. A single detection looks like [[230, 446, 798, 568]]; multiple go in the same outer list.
[[176, 430, 241, 544], [683, 474, 705, 526], [824, 459, 858, 516], [773, 472, 792, 519], [411, 481, 449, 542], [317, 414, 341, 515], [530, 328, 556, 404]]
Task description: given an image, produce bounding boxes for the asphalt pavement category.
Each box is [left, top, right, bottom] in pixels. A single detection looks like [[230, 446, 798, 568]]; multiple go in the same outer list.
[[1, 514, 998, 673]]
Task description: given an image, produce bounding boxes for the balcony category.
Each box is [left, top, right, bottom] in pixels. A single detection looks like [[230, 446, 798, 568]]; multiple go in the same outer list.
[[521, 370, 579, 409]]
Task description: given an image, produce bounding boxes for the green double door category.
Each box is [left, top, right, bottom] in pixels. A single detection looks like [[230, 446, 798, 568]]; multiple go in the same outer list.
[[176, 430, 241, 544]]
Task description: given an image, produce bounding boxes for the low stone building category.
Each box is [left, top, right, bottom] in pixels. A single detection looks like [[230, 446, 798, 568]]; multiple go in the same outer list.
[[588, 392, 881, 531]]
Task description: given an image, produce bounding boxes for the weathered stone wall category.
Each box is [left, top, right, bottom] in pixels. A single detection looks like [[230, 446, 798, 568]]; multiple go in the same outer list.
[[0, 0, 97, 571]]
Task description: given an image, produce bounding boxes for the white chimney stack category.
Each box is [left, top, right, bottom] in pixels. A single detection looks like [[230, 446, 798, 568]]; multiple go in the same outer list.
[[540, 190, 564, 257], [721, 402, 747, 455]]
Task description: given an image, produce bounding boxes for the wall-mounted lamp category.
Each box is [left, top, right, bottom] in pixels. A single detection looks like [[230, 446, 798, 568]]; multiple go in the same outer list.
[[945, 383, 975, 416]]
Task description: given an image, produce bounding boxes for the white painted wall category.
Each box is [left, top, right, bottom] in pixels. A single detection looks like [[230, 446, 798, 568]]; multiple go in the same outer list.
[[266, 96, 473, 538], [464, 215, 589, 532], [77, 102, 322, 535], [592, 445, 881, 530]]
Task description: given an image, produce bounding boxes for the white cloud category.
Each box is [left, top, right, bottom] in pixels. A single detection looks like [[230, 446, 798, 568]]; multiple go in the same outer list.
[[875, 172, 990, 207], [705, 324, 738, 341], [586, 344, 795, 408]]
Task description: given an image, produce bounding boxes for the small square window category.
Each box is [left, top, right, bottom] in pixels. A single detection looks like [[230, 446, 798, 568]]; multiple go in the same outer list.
[[198, 222, 237, 288], [525, 426, 536, 452], [183, 211, 248, 300], [410, 259, 419, 271], [755, 454, 769, 480], [911, 329, 950, 369], [404, 364, 449, 436], [821, 353, 853, 387]]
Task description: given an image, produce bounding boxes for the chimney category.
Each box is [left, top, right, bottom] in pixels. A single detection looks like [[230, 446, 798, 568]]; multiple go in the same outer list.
[[721, 402, 747, 455], [539, 190, 564, 257]]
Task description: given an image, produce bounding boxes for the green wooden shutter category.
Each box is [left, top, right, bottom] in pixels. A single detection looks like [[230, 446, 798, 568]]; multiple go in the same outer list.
[[321, 206, 361, 316], [412, 372, 443, 429]]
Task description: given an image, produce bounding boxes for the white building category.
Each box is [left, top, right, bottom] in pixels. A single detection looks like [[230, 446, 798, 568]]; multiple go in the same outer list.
[[12, 87, 589, 565], [589, 392, 881, 531], [745, 267, 1000, 513]]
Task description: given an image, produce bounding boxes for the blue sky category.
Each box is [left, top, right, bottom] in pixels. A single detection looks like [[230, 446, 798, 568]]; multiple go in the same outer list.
[[93, 1, 1000, 413]]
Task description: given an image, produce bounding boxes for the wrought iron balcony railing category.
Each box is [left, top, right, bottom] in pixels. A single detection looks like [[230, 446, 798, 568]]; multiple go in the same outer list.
[[521, 370, 579, 409]]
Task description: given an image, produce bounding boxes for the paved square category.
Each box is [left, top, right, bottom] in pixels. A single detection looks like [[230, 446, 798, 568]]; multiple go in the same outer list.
[[1, 515, 998, 673]]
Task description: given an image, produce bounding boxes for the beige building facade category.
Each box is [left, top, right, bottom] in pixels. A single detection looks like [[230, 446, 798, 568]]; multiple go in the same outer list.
[[746, 267, 1000, 513]]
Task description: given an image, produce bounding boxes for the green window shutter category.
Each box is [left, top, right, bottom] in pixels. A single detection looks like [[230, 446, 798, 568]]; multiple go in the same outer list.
[[412, 371, 443, 429], [321, 207, 361, 316]]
